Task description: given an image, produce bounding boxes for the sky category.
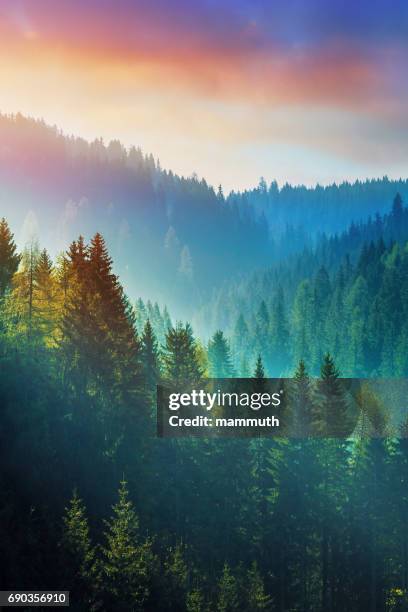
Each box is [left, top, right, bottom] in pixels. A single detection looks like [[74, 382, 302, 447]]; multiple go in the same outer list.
[[0, 0, 408, 191]]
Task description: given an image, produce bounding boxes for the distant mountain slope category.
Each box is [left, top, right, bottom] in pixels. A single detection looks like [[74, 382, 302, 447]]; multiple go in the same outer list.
[[0, 113, 270, 317], [230, 176, 408, 238], [196, 194, 408, 340], [1, 112, 408, 320]]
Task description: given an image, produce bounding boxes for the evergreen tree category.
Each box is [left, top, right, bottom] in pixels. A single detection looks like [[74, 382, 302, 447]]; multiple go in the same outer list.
[[290, 360, 314, 436], [186, 588, 205, 612], [217, 564, 240, 612], [0, 217, 20, 297], [292, 280, 314, 369], [33, 248, 58, 344], [4, 241, 40, 343], [101, 480, 156, 611], [246, 561, 272, 611], [254, 355, 265, 379], [313, 354, 351, 436], [163, 544, 189, 611], [162, 322, 203, 386], [208, 330, 234, 378], [269, 286, 290, 375], [61, 491, 97, 607], [141, 319, 160, 392], [254, 301, 270, 370], [232, 313, 249, 373]]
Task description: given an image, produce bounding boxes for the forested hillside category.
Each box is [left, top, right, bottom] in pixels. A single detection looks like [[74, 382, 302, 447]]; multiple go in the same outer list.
[[1, 113, 408, 323], [1, 215, 408, 610], [197, 195, 408, 378], [0, 113, 269, 317], [231, 176, 408, 238]]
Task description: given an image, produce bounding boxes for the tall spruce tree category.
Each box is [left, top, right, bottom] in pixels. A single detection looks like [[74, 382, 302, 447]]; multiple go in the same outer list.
[[254, 354, 265, 379], [61, 491, 97, 607], [141, 319, 160, 392], [4, 241, 39, 343], [0, 217, 20, 297], [162, 322, 203, 386], [313, 354, 350, 436], [101, 480, 156, 611], [290, 360, 314, 436], [217, 564, 240, 612], [208, 330, 234, 378], [33, 249, 57, 344]]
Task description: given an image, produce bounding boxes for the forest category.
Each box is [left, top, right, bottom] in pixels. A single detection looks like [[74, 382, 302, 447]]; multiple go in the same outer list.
[[196, 194, 408, 379], [1, 205, 408, 611], [2, 112, 408, 322]]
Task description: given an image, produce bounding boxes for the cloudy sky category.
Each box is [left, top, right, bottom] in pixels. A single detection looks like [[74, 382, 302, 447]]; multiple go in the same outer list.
[[1, 0, 407, 191]]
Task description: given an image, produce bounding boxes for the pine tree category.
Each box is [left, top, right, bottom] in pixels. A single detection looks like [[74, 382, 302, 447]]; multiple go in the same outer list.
[[269, 286, 290, 375], [208, 330, 234, 378], [246, 561, 272, 611], [0, 217, 20, 297], [254, 301, 269, 370], [101, 480, 156, 611], [313, 354, 351, 436], [290, 360, 314, 436], [61, 233, 143, 402], [134, 298, 147, 333], [163, 543, 189, 611], [254, 355, 265, 379], [217, 564, 240, 612], [61, 491, 97, 606], [292, 280, 314, 370], [232, 313, 249, 373], [186, 588, 205, 612], [4, 241, 39, 343], [141, 319, 160, 392], [312, 267, 332, 370], [33, 249, 58, 344], [162, 322, 203, 386]]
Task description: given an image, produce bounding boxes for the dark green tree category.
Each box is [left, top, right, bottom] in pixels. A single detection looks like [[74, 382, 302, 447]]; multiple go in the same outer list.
[[162, 322, 203, 386], [254, 354, 265, 379], [290, 360, 314, 436], [208, 330, 234, 378], [141, 319, 160, 392], [0, 217, 20, 297], [101, 480, 156, 611], [217, 564, 240, 612], [313, 354, 351, 436], [246, 561, 272, 611], [61, 491, 97, 608]]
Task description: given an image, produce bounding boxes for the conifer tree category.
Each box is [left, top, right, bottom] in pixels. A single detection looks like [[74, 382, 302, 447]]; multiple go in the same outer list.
[[254, 301, 270, 369], [0, 217, 20, 297], [254, 355, 265, 379], [163, 544, 189, 611], [61, 491, 97, 606], [217, 564, 240, 612], [135, 298, 147, 333], [208, 330, 234, 378], [61, 233, 143, 403], [162, 322, 203, 386], [313, 354, 350, 436], [232, 313, 249, 373], [290, 360, 314, 436], [141, 319, 160, 392], [33, 248, 58, 344], [4, 241, 39, 343], [269, 286, 290, 375], [101, 480, 156, 611], [246, 562, 272, 611], [292, 280, 313, 370], [186, 588, 205, 612]]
